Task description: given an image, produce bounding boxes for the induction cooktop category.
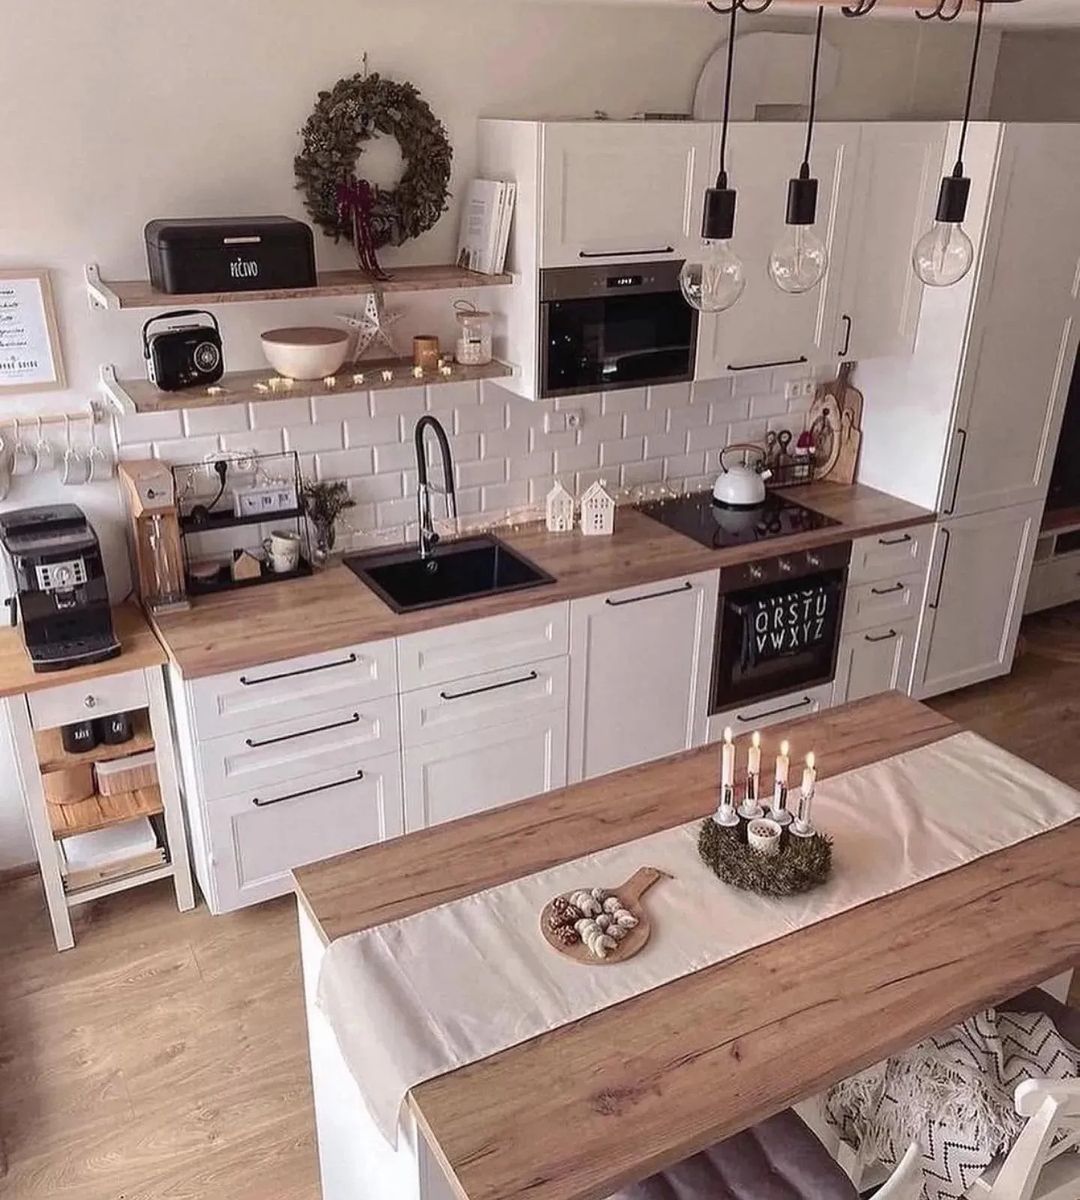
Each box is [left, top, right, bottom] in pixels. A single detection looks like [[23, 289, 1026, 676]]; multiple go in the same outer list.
[[637, 490, 841, 550]]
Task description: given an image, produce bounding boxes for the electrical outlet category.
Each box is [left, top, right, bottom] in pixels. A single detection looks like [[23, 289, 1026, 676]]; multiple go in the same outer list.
[[785, 378, 815, 401], [564, 409, 584, 431], [800, 379, 817, 399]]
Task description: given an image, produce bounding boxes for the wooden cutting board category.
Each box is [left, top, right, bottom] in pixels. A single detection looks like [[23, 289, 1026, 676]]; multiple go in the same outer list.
[[836, 360, 864, 429], [540, 867, 669, 966], [830, 408, 863, 486]]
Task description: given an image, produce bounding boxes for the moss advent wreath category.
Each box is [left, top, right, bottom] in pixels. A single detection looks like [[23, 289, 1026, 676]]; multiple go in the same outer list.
[[295, 71, 452, 255]]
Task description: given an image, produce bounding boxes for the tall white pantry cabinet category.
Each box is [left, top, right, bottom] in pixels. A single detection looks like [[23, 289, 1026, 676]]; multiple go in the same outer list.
[[858, 123, 1080, 698]]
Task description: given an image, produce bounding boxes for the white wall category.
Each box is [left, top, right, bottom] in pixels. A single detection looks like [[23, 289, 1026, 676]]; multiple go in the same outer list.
[[0, 0, 989, 868], [990, 29, 1080, 121]]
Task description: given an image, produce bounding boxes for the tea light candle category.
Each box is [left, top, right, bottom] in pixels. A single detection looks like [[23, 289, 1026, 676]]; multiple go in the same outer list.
[[747, 818, 782, 857], [352, 373, 366, 386], [412, 365, 425, 380], [323, 376, 337, 388], [381, 369, 394, 383], [439, 364, 453, 377], [793, 752, 817, 838]]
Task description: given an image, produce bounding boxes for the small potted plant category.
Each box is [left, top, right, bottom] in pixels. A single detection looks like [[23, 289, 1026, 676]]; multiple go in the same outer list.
[[301, 479, 355, 565]]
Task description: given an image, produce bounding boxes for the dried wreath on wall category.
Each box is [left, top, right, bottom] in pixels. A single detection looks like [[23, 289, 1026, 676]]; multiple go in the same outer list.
[[294, 70, 452, 278]]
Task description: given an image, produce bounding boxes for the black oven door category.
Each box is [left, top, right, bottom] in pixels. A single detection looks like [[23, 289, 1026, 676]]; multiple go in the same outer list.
[[711, 567, 846, 712], [539, 262, 698, 398]]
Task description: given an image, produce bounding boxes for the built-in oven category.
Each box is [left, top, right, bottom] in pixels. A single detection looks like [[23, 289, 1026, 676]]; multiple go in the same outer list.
[[539, 261, 698, 398], [711, 542, 851, 714]]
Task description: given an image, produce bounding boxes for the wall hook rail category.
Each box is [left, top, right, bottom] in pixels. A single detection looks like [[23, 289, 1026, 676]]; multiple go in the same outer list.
[[841, 0, 879, 15], [916, 0, 965, 21], [706, 0, 773, 14]]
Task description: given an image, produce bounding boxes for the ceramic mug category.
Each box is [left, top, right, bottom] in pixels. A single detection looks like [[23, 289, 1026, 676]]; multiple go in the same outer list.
[[747, 818, 782, 857], [0, 442, 11, 502], [11, 420, 35, 476], [262, 529, 301, 574], [61, 445, 90, 486], [87, 442, 115, 482], [32, 419, 55, 474]]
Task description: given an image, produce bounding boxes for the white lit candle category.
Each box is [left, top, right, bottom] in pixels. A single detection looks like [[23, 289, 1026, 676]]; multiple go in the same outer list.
[[747, 730, 761, 778], [801, 751, 816, 798], [776, 740, 790, 786], [793, 752, 817, 838], [721, 726, 735, 788], [770, 740, 793, 824]]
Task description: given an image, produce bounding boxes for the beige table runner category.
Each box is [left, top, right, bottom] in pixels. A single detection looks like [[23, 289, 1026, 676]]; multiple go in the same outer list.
[[318, 732, 1079, 1143]]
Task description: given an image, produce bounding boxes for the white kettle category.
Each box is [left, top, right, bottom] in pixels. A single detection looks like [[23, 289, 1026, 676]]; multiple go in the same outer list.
[[712, 443, 772, 508]]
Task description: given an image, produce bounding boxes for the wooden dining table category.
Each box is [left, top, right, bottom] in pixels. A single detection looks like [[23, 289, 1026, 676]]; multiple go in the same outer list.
[[294, 693, 1080, 1200]]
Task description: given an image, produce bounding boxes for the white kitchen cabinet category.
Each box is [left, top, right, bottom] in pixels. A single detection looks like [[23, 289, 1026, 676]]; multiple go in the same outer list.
[[940, 124, 1080, 519], [912, 503, 1043, 699], [842, 574, 925, 635], [832, 619, 918, 707], [402, 657, 569, 829], [404, 714, 567, 831], [568, 571, 718, 782], [539, 122, 714, 268], [205, 752, 404, 912], [848, 525, 933, 587], [705, 682, 835, 746], [696, 123, 859, 379], [831, 124, 946, 364]]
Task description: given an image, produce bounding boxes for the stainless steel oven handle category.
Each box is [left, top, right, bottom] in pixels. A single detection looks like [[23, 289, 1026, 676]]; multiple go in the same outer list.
[[735, 696, 813, 723], [605, 581, 694, 607], [578, 247, 674, 258]]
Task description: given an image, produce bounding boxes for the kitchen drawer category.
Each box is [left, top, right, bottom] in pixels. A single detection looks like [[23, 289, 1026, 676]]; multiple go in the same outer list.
[[833, 618, 918, 706], [188, 639, 397, 739], [205, 751, 404, 912], [705, 682, 834, 744], [1025, 552, 1080, 614], [397, 601, 569, 692], [401, 656, 569, 749], [848, 526, 931, 586], [842, 571, 925, 634], [28, 668, 148, 731], [197, 696, 399, 802]]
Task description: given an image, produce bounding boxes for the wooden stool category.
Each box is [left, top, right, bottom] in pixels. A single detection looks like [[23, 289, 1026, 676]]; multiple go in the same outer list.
[[611, 1109, 859, 1199]]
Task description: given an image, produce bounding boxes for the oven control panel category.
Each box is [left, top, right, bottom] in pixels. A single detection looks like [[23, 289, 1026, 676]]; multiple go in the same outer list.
[[721, 542, 852, 592]]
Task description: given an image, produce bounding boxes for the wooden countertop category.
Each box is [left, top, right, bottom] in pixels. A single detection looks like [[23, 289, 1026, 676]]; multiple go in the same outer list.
[[152, 482, 934, 679], [0, 604, 165, 700], [293, 694, 1080, 1200]]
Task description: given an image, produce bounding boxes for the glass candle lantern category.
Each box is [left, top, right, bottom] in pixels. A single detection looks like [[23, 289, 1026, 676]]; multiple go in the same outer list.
[[454, 302, 493, 366]]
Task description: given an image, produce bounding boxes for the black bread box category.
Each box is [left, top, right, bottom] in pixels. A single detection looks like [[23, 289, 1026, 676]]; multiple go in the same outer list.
[[144, 216, 317, 295]]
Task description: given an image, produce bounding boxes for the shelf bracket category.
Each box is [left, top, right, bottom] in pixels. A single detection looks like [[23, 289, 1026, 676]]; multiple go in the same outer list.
[[85, 263, 120, 311], [99, 364, 136, 415]]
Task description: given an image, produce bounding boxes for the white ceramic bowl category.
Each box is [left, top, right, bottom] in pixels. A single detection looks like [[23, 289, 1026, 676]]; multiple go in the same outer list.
[[260, 327, 350, 380]]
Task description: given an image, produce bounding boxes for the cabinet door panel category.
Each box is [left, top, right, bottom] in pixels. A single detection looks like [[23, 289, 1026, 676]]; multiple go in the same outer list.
[[696, 123, 858, 378], [832, 620, 917, 707], [206, 752, 403, 912], [568, 571, 718, 782], [540, 122, 714, 268], [705, 682, 834, 745], [912, 505, 1042, 699], [843, 574, 925, 635], [404, 714, 568, 831], [833, 123, 946, 362], [946, 125, 1080, 517]]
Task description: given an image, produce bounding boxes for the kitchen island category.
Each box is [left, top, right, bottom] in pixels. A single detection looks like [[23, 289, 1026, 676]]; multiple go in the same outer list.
[[293, 693, 1080, 1200]]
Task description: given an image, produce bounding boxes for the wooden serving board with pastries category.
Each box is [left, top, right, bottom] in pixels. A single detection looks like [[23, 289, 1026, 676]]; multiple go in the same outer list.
[[540, 867, 669, 965]]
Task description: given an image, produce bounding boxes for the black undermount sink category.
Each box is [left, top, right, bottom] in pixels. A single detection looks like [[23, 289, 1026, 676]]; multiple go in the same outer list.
[[343, 534, 555, 614]]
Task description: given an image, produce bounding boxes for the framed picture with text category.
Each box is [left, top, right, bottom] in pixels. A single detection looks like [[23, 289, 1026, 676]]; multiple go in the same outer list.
[[0, 269, 66, 395]]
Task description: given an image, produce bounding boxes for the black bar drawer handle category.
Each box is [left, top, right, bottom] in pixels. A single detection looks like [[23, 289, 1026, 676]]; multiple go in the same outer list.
[[727, 356, 809, 372], [578, 247, 674, 258], [870, 583, 905, 596], [245, 712, 361, 749], [736, 696, 813, 723], [877, 534, 912, 547], [440, 671, 539, 702], [928, 527, 951, 611], [838, 314, 853, 357], [240, 652, 359, 686], [252, 769, 364, 808], [606, 581, 694, 607], [864, 629, 898, 643]]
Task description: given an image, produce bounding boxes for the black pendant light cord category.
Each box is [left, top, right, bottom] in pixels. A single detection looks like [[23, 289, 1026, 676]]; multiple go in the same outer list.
[[800, 6, 825, 178], [952, 0, 985, 178], [716, 2, 738, 188]]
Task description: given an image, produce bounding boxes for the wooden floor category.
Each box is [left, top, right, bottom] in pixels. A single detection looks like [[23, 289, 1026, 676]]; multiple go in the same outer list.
[[1, 602, 1078, 1199]]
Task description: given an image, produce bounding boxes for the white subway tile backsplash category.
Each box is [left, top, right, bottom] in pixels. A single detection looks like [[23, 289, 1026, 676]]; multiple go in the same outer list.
[[458, 458, 506, 488], [152, 435, 221, 464], [727, 419, 770, 445], [182, 404, 250, 438], [352, 473, 403, 503], [732, 370, 774, 397], [285, 423, 345, 453], [449, 433, 481, 463], [250, 397, 312, 429], [373, 440, 416, 473], [115, 410, 184, 444], [555, 442, 600, 473], [690, 377, 734, 403], [344, 414, 403, 447], [375, 496, 416, 529], [686, 423, 732, 453], [316, 447, 374, 479], [370, 387, 425, 418], [427, 380, 479, 411], [601, 388, 647, 414], [709, 395, 751, 425], [645, 430, 688, 459], [482, 427, 530, 458], [649, 382, 693, 409], [455, 402, 507, 434], [117, 441, 152, 462], [748, 393, 790, 420], [664, 451, 707, 479], [667, 404, 711, 433], [624, 407, 667, 437], [600, 436, 644, 467], [481, 480, 529, 512], [507, 450, 554, 481], [220, 429, 284, 455], [621, 459, 664, 488], [578, 413, 622, 444], [312, 391, 371, 423]]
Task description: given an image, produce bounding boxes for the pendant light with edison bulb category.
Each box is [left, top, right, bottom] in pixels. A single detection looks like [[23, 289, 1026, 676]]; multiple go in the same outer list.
[[768, 6, 829, 295], [912, 0, 987, 287], [680, 3, 746, 314]]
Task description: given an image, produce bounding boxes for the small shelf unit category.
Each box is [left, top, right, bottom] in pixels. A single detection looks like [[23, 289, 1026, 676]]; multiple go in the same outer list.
[[99, 358, 514, 415], [48, 784, 164, 840], [85, 262, 513, 311], [34, 709, 155, 772], [1027, 506, 1080, 614]]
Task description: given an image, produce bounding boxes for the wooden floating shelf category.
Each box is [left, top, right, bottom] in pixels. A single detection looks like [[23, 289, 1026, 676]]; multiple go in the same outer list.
[[101, 357, 514, 414], [35, 710, 154, 774], [48, 784, 163, 840], [86, 263, 513, 311]]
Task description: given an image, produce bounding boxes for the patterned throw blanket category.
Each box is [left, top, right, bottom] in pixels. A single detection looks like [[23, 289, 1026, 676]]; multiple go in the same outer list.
[[825, 1008, 1080, 1200]]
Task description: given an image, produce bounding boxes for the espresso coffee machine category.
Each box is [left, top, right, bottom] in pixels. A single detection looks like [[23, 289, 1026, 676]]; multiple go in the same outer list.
[[0, 505, 121, 672]]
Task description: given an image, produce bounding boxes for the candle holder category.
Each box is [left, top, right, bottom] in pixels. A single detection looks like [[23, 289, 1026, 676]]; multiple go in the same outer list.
[[791, 785, 816, 838], [737, 773, 763, 821], [713, 782, 740, 828], [768, 782, 793, 826], [697, 817, 833, 897]]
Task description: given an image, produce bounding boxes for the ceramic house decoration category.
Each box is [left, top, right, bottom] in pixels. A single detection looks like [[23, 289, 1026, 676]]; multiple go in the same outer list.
[[580, 480, 615, 537], [545, 481, 575, 533]]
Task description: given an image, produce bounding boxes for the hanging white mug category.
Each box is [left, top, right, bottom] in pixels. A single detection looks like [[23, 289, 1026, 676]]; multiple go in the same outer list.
[[32, 418, 55, 473], [87, 443, 115, 482], [11, 419, 35, 476], [0, 443, 11, 501], [59, 416, 89, 486]]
